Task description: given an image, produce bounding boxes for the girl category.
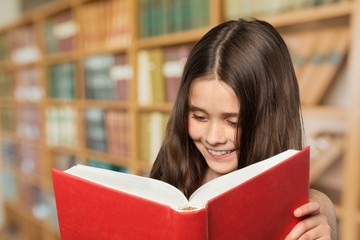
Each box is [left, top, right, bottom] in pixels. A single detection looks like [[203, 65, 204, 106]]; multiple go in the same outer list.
[[151, 18, 336, 239]]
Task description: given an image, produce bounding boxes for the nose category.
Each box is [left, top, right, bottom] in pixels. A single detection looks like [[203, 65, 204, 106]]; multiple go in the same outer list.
[[205, 122, 226, 146]]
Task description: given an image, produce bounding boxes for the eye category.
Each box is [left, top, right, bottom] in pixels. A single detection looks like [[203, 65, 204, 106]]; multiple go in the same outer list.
[[226, 119, 238, 127], [191, 113, 207, 122]]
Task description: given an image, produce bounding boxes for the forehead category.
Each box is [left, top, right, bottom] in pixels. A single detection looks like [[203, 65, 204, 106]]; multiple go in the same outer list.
[[189, 77, 240, 112]]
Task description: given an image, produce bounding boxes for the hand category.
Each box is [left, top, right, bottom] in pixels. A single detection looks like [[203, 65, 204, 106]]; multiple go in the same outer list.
[[285, 200, 331, 240]]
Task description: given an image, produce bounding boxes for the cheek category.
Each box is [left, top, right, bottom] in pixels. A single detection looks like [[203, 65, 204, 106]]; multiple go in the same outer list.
[[188, 119, 202, 141]]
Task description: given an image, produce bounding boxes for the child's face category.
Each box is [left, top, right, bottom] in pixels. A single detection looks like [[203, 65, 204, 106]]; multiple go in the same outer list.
[[188, 77, 240, 181]]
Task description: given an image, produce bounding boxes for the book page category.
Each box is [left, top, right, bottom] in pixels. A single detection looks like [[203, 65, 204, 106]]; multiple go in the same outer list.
[[188, 149, 299, 208], [65, 165, 189, 210]]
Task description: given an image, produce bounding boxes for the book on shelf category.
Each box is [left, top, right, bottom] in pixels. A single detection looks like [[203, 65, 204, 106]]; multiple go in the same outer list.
[[283, 31, 319, 85], [49, 62, 75, 100], [52, 147, 310, 239], [0, 33, 10, 61], [191, 0, 209, 29], [111, 53, 132, 101], [84, 55, 115, 100], [138, 46, 191, 104], [85, 53, 130, 101], [85, 108, 107, 152], [14, 67, 43, 101], [283, 27, 348, 105], [46, 106, 78, 147], [139, 0, 209, 37], [9, 25, 40, 64], [140, 112, 169, 165], [137, 49, 153, 104], [80, 0, 130, 50], [3, 168, 18, 200], [1, 139, 17, 167], [45, 10, 76, 54], [104, 110, 130, 159], [150, 48, 166, 103], [224, 0, 342, 20], [0, 71, 13, 98], [18, 143, 40, 175], [17, 107, 40, 140], [163, 45, 191, 102], [300, 27, 349, 105], [0, 107, 15, 132]]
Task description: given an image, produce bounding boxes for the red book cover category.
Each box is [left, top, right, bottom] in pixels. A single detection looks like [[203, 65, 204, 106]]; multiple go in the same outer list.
[[52, 147, 309, 239]]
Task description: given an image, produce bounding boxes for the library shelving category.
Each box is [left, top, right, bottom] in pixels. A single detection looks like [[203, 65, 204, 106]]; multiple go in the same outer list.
[[0, 0, 359, 239]]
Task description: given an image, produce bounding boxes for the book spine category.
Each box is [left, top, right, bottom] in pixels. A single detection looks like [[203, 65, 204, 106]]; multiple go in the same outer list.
[[104, 110, 130, 158], [49, 63, 75, 100], [14, 67, 42, 101], [17, 107, 41, 140], [163, 45, 191, 102], [0, 33, 10, 61], [172, 208, 208, 240], [85, 108, 107, 152]]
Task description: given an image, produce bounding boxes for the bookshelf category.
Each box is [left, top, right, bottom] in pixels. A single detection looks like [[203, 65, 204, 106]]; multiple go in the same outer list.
[[0, 0, 359, 239]]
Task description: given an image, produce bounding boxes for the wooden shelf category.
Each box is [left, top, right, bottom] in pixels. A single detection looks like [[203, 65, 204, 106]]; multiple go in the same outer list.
[[138, 103, 173, 112], [47, 145, 80, 155], [4, 200, 41, 226], [85, 149, 128, 167], [302, 105, 347, 119], [0, 61, 12, 69], [43, 51, 79, 64], [79, 100, 131, 110], [80, 45, 130, 57], [0, 98, 16, 105], [264, 1, 352, 27], [0, 0, 359, 239]]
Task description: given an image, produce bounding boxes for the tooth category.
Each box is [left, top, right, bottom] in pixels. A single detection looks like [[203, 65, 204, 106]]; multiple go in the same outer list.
[[208, 149, 233, 156]]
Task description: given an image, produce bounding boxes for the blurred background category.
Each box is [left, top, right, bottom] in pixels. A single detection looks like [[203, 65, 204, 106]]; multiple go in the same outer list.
[[0, 0, 359, 239]]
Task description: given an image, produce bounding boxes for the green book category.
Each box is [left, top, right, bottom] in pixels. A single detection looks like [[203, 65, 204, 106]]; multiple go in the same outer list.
[[49, 63, 75, 99]]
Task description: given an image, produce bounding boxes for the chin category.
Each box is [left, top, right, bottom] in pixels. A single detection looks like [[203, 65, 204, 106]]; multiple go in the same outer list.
[[209, 165, 237, 176]]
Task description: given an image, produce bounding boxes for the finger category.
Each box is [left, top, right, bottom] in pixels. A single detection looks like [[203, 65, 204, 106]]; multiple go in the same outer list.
[[285, 214, 329, 240], [294, 201, 320, 217]]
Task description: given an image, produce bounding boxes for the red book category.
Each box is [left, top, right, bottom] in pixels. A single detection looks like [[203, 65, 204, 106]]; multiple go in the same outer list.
[[52, 147, 310, 240]]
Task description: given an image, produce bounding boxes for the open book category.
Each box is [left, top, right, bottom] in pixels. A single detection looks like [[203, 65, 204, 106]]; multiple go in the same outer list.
[[52, 147, 310, 240]]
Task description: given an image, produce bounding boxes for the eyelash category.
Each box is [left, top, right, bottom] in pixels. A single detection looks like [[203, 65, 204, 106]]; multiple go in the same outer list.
[[192, 114, 238, 127], [192, 114, 206, 122], [227, 120, 238, 127]]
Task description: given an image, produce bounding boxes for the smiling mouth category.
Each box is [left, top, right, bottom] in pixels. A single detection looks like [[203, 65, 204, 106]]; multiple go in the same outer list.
[[207, 149, 234, 156]]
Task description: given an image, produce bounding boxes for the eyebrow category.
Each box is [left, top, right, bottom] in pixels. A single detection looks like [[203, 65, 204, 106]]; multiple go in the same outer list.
[[189, 105, 239, 118]]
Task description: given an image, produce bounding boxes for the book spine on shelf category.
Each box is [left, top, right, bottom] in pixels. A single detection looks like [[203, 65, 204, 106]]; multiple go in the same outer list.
[[17, 107, 41, 140], [85, 108, 107, 152], [49, 62, 75, 100], [140, 112, 169, 165], [46, 106, 78, 147], [0, 72, 13, 98], [163, 45, 191, 102]]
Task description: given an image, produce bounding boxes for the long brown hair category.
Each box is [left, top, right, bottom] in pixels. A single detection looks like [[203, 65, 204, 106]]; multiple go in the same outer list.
[[150, 18, 303, 198]]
